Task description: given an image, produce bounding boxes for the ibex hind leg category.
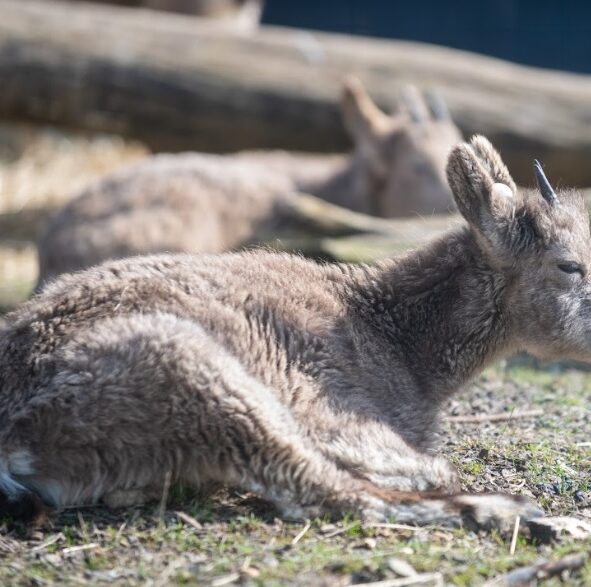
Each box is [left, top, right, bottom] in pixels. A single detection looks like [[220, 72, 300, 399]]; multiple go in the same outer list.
[[310, 422, 461, 492], [0, 313, 398, 521]]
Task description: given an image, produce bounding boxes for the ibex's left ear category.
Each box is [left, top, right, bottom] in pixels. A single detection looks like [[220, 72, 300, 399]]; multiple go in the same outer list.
[[446, 136, 517, 240], [341, 77, 391, 142]]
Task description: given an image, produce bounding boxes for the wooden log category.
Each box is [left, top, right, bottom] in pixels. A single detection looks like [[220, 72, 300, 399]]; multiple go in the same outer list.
[[3, 1, 591, 185], [56, 0, 264, 25]]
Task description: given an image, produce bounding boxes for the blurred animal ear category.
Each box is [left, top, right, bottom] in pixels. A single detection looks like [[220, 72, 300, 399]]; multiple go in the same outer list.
[[424, 89, 451, 121], [341, 77, 391, 143], [446, 136, 518, 242], [399, 85, 430, 123]]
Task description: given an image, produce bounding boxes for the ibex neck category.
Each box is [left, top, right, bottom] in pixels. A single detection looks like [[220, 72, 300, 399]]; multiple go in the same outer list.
[[298, 155, 379, 215], [360, 227, 513, 400]]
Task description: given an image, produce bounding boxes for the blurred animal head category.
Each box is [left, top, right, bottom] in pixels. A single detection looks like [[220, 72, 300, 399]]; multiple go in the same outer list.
[[341, 78, 462, 217], [447, 135, 591, 362]]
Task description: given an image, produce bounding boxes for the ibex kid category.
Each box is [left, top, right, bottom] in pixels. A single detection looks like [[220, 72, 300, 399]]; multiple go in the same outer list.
[[3, 137, 575, 531]]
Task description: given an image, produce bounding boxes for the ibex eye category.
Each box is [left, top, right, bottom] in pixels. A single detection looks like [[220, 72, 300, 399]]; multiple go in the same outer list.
[[558, 262, 584, 275]]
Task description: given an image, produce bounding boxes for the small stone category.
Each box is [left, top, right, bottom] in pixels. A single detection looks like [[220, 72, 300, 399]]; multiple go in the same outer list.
[[363, 537, 377, 550], [574, 490, 586, 503], [43, 553, 62, 567], [320, 524, 337, 534], [477, 447, 489, 460], [386, 557, 417, 577], [242, 567, 260, 578]]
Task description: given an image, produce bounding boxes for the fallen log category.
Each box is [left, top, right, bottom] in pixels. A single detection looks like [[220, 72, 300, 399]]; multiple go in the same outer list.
[[3, 1, 591, 185]]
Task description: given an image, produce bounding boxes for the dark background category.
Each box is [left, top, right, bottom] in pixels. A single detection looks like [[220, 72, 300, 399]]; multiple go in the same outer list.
[[262, 1, 591, 74]]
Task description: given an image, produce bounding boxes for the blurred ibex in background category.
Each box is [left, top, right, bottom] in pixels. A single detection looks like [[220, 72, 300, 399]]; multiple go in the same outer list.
[[36, 79, 461, 286], [61, 0, 264, 30], [3, 137, 586, 531], [237, 79, 461, 217]]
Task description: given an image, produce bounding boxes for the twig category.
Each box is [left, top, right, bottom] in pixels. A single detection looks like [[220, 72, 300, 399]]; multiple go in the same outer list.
[[320, 522, 360, 539], [61, 543, 99, 555], [509, 515, 520, 556], [354, 572, 443, 587], [291, 520, 311, 545], [31, 533, 64, 552], [320, 521, 424, 541], [156, 470, 172, 522], [77, 511, 90, 544], [365, 522, 424, 532], [483, 553, 586, 586], [211, 573, 240, 587], [174, 511, 203, 530], [446, 409, 543, 424], [114, 521, 127, 544]]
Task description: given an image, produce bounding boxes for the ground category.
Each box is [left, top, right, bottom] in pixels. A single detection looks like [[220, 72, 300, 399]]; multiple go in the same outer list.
[[0, 125, 589, 586], [0, 363, 588, 586]]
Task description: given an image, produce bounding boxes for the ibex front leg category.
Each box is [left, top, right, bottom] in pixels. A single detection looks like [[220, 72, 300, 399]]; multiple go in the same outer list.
[[305, 414, 460, 492]]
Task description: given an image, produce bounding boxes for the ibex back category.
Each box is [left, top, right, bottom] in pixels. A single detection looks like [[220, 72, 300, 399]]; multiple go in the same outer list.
[[3, 137, 585, 530]]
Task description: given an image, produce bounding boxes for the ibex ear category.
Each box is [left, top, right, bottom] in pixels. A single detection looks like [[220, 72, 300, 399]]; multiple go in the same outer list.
[[446, 136, 517, 239], [341, 77, 391, 142], [399, 85, 430, 123]]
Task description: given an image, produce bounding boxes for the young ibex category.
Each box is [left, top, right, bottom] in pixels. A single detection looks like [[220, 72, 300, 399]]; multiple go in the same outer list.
[[2, 136, 584, 530], [36, 80, 461, 286]]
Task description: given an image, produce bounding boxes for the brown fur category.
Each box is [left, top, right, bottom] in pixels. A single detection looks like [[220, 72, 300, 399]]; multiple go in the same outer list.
[[36, 80, 461, 286], [6, 136, 582, 531]]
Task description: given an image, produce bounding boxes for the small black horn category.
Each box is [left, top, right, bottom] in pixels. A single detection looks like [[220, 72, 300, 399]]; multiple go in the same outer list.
[[533, 159, 558, 206]]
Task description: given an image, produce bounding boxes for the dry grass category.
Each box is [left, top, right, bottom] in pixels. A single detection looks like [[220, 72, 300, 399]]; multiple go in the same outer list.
[[0, 123, 147, 298], [0, 122, 146, 214]]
